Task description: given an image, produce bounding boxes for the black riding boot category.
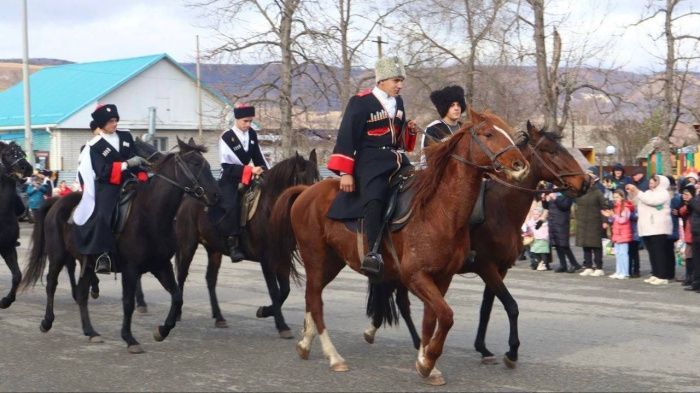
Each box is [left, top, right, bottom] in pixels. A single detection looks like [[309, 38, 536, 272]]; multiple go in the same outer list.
[[227, 235, 245, 263], [95, 253, 112, 275], [361, 200, 385, 281]]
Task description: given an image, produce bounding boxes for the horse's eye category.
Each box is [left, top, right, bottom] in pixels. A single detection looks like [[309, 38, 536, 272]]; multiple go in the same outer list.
[[484, 132, 493, 138]]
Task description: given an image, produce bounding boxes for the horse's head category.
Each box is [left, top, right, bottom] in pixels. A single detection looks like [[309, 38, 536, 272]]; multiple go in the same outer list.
[[0, 141, 33, 181], [153, 137, 220, 206], [460, 108, 529, 181], [523, 121, 589, 197], [292, 149, 320, 185], [134, 136, 164, 163]]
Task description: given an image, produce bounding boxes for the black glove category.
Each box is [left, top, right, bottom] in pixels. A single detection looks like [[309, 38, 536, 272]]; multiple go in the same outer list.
[[125, 156, 148, 168], [535, 220, 543, 229]]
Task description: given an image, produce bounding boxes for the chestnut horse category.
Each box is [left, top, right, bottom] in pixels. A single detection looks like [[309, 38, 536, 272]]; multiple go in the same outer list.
[[363, 121, 590, 368], [268, 109, 529, 385]]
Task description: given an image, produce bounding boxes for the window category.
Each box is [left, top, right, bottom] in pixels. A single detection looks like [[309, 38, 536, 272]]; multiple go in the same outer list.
[[153, 137, 168, 152]]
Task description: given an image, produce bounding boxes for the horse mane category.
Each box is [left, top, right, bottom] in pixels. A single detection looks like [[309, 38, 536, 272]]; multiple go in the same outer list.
[[149, 142, 208, 172], [412, 130, 468, 215], [262, 155, 306, 200], [412, 110, 515, 216]]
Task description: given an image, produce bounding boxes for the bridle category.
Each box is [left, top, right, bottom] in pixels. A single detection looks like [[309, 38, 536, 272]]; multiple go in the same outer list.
[[486, 133, 587, 194], [423, 121, 520, 173], [0, 143, 29, 180], [152, 150, 214, 206]]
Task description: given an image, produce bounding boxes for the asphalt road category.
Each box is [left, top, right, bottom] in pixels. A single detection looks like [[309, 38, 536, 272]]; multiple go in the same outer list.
[[1, 223, 699, 392]]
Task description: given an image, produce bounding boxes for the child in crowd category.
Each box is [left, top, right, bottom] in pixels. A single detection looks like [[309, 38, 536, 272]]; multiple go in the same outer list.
[[604, 189, 634, 279], [525, 207, 551, 271], [679, 185, 695, 285]]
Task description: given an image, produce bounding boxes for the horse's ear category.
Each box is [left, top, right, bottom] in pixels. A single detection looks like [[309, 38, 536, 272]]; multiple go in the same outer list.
[[309, 149, 317, 164], [468, 106, 482, 123], [187, 137, 196, 146], [295, 151, 300, 159], [177, 136, 190, 151], [526, 120, 537, 134]]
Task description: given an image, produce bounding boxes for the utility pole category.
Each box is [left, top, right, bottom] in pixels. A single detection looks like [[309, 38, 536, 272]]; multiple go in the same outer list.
[[22, 0, 34, 167], [371, 35, 388, 58], [196, 35, 203, 140]]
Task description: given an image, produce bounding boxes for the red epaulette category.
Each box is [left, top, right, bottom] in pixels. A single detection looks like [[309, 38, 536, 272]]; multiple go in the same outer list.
[[356, 88, 372, 97]]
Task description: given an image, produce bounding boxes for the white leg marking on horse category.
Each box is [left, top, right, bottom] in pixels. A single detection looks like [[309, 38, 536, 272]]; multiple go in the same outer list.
[[318, 330, 346, 370], [364, 323, 378, 341], [417, 344, 426, 364], [299, 312, 317, 352]]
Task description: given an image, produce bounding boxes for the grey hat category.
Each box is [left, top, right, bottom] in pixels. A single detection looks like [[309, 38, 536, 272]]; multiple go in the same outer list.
[[375, 56, 406, 83]]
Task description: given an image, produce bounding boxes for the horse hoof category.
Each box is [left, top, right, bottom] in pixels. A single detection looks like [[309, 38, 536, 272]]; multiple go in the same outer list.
[[330, 361, 349, 372], [423, 370, 446, 386], [363, 331, 375, 344], [127, 345, 145, 354], [88, 335, 104, 344], [0, 298, 12, 309], [481, 356, 498, 365], [90, 291, 99, 300], [415, 360, 432, 378], [153, 327, 165, 342], [503, 355, 517, 369], [278, 329, 293, 339], [136, 306, 148, 314], [256, 307, 265, 318], [215, 320, 229, 328], [296, 343, 310, 360], [39, 321, 51, 333]]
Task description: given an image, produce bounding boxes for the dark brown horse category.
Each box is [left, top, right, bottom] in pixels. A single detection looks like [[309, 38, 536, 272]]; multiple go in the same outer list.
[[268, 109, 529, 385], [0, 141, 33, 309], [363, 121, 590, 368], [21, 138, 220, 353], [171, 151, 319, 335]]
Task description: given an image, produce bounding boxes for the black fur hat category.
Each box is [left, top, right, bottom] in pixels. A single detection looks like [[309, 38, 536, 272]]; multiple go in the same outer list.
[[233, 104, 255, 119], [90, 104, 119, 129], [429, 85, 466, 118]]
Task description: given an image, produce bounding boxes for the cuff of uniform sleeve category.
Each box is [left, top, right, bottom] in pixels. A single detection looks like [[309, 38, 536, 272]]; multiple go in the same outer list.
[[241, 165, 253, 186], [328, 154, 354, 175], [110, 162, 123, 185]]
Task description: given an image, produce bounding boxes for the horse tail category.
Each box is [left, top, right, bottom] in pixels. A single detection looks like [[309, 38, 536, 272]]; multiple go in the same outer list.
[[268, 185, 308, 283], [366, 281, 399, 327], [21, 197, 58, 290]]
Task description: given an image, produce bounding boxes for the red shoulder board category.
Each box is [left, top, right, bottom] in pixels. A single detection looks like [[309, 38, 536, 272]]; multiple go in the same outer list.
[[356, 88, 372, 97]]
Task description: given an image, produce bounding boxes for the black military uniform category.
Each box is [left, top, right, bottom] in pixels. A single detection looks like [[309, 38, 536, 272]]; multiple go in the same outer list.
[[72, 104, 148, 274], [216, 104, 269, 262], [327, 66, 417, 279]]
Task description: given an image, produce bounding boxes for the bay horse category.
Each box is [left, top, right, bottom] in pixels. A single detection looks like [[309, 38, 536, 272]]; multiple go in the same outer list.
[[21, 138, 220, 354], [0, 141, 33, 309], [363, 121, 590, 368], [169, 150, 319, 334], [268, 109, 529, 385]]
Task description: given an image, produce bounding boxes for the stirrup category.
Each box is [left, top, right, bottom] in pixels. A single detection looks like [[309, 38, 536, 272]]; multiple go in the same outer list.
[[95, 253, 112, 275], [361, 252, 384, 282]]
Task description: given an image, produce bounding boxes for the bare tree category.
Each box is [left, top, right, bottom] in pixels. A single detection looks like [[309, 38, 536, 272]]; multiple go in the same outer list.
[[191, 0, 329, 158], [520, 0, 620, 135], [398, 0, 511, 107], [633, 0, 700, 174], [592, 117, 658, 165]]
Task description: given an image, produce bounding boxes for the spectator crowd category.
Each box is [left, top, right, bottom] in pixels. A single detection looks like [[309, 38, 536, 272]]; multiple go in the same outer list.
[[522, 163, 700, 292]]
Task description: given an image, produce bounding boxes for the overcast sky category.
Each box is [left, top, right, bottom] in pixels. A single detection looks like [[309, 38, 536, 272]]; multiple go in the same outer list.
[[0, 0, 698, 73]]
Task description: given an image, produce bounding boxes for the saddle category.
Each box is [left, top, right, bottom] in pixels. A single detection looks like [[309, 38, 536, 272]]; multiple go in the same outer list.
[[240, 179, 262, 227], [343, 170, 488, 234], [111, 178, 139, 236]]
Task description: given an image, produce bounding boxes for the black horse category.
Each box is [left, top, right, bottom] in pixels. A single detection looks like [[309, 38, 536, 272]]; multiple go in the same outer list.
[[21, 138, 220, 353], [133, 151, 319, 336], [0, 141, 33, 309]]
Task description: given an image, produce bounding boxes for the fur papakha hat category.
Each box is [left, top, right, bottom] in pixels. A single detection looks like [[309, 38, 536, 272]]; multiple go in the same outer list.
[[233, 103, 255, 119], [375, 56, 406, 83], [91, 104, 119, 129], [429, 85, 467, 118]]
